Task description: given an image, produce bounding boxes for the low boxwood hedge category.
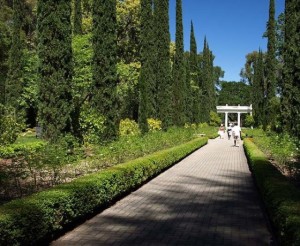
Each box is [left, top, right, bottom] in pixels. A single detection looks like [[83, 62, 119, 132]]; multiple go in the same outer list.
[[0, 137, 207, 245], [244, 138, 300, 246]]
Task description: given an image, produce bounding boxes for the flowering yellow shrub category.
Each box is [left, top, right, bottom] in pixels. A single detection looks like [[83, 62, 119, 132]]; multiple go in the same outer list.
[[119, 118, 141, 136], [147, 118, 162, 132]]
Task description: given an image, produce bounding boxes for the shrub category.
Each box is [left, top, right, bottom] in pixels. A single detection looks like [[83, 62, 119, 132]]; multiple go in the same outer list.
[[0, 104, 22, 146], [79, 107, 105, 144], [147, 118, 162, 132], [0, 137, 207, 245], [0, 142, 46, 159], [119, 118, 141, 137], [244, 139, 300, 246], [209, 111, 221, 126], [244, 115, 255, 127], [243, 128, 299, 168]]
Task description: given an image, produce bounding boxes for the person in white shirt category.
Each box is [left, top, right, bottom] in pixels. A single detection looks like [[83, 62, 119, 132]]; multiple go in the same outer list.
[[232, 123, 241, 147], [227, 123, 233, 140]]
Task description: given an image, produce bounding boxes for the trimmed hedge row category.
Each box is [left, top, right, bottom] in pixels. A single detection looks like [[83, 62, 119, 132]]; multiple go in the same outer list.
[[244, 138, 300, 246], [0, 137, 207, 245]]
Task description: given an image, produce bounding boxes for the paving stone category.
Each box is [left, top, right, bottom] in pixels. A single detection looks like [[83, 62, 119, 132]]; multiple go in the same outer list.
[[52, 138, 274, 245]]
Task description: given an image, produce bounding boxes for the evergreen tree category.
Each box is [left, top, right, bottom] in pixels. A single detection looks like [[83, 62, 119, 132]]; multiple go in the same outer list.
[[92, 0, 119, 141], [189, 21, 200, 123], [0, 3, 12, 105], [281, 0, 300, 137], [264, 0, 277, 130], [208, 49, 216, 111], [172, 0, 185, 126], [37, 0, 73, 141], [253, 50, 265, 126], [73, 0, 83, 35], [293, 1, 300, 138], [139, 0, 155, 133], [154, 0, 173, 129], [199, 37, 212, 122], [5, 0, 23, 111]]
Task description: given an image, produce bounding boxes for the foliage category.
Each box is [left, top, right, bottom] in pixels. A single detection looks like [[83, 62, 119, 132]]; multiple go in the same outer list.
[[117, 61, 140, 120], [37, 0, 73, 141], [73, 0, 83, 35], [119, 118, 140, 137], [281, 0, 300, 139], [92, 0, 119, 141], [172, 0, 185, 126], [187, 22, 203, 124], [218, 81, 252, 106], [0, 104, 22, 146], [0, 3, 13, 104], [72, 34, 92, 94], [264, 0, 277, 130], [147, 118, 162, 132], [138, 0, 155, 133], [71, 33, 93, 138], [154, 0, 173, 129], [5, 0, 24, 113], [79, 106, 105, 144], [0, 137, 208, 245], [252, 50, 265, 127], [209, 111, 221, 127], [244, 138, 300, 246], [240, 51, 259, 85], [0, 141, 45, 159], [244, 115, 255, 127], [22, 49, 38, 109], [200, 38, 215, 123], [243, 128, 299, 169], [116, 0, 141, 63]]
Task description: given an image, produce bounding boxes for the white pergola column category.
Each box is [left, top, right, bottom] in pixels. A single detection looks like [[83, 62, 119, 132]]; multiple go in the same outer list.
[[225, 112, 228, 129], [237, 112, 241, 127]]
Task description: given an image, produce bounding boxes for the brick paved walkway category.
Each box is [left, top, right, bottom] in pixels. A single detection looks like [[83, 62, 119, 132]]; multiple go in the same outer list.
[[52, 138, 274, 246]]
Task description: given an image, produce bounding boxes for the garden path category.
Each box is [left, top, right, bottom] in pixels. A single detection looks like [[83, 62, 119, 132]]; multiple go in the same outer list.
[[51, 137, 274, 245]]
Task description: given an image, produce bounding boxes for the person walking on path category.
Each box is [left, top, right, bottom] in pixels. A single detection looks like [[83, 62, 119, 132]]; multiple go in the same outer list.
[[232, 123, 241, 147], [218, 124, 225, 139], [227, 123, 233, 140]]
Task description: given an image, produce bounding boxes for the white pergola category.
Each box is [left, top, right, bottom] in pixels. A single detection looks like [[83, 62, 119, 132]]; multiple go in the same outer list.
[[216, 104, 252, 128]]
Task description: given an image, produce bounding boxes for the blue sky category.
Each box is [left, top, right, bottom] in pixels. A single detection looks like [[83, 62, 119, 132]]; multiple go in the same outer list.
[[169, 0, 285, 82]]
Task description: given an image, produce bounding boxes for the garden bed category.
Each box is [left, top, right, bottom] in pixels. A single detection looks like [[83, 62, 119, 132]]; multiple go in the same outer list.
[[0, 137, 207, 245], [244, 138, 300, 246]]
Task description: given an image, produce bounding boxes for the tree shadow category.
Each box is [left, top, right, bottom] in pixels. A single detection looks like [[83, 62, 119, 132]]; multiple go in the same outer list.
[[53, 170, 276, 245]]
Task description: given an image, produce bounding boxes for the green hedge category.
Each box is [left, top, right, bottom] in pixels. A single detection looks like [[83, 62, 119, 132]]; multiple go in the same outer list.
[[244, 139, 300, 246], [0, 137, 207, 245]]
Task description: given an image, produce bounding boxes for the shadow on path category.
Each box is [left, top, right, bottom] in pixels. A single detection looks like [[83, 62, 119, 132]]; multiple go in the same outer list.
[[52, 139, 275, 246]]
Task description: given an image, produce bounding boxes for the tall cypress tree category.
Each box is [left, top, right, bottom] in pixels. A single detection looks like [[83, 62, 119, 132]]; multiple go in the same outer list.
[[281, 0, 293, 132], [154, 0, 173, 129], [172, 0, 185, 126], [208, 48, 216, 111], [73, 0, 83, 35], [37, 0, 73, 141], [92, 0, 119, 141], [293, 0, 300, 138], [139, 0, 155, 133], [199, 37, 211, 122], [253, 50, 265, 126], [189, 21, 200, 123], [6, 0, 23, 111], [264, 0, 277, 130], [281, 0, 300, 137]]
